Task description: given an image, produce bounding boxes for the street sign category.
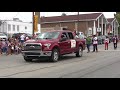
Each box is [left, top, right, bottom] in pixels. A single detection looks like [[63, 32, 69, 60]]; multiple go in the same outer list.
[[97, 28, 101, 32], [34, 15, 38, 32]]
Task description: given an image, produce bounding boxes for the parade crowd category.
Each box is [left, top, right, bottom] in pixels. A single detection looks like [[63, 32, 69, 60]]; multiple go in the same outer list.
[[0, 32, 119, 56], [0, 34, 32, 56], [86, 35, 119, 53]]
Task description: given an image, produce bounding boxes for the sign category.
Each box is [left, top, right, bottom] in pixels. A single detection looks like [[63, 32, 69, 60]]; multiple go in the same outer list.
[[97, 28, 101, 32], [70, 40, 76, 48], [34, 15, 38, 32]]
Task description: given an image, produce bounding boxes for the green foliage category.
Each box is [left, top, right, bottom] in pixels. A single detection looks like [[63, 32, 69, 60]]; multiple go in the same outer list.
[[115, 12, 120, 35]]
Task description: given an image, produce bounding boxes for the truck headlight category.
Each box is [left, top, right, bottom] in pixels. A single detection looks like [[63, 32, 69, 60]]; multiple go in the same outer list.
[[23, 42, 26, 46], [44, 43, 51, 49]]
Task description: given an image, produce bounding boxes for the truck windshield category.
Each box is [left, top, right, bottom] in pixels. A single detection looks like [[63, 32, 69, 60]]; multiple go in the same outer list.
[[36, 32, 60, 39]]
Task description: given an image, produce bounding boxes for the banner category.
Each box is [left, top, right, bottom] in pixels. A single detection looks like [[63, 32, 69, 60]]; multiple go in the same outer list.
[[34, 15, 38, 32]]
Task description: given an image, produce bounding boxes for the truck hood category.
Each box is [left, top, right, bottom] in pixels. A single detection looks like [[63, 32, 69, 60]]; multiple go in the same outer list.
[[25, 39, 58, 44]]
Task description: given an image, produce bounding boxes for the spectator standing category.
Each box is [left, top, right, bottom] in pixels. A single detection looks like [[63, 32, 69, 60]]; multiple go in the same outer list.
[[104, 36, 109, 50], [86, 35, 91, 53], [113, 35, 118, 49], [92, 35, 98, 52]]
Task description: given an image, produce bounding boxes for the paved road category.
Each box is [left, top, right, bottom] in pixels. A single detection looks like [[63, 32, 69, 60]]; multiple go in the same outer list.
[[0, 42, 120, 78]]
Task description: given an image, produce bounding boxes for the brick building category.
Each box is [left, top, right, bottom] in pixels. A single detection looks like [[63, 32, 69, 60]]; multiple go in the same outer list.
[[40, 13, 109, 36]]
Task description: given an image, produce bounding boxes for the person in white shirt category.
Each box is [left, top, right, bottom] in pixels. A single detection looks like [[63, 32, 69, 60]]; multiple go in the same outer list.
[[20, 34, 25, 44], [92, 35, 98, 52]]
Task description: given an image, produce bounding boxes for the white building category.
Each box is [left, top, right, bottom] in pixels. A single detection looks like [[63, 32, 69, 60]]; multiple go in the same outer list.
[[0, 18, 41, 37]]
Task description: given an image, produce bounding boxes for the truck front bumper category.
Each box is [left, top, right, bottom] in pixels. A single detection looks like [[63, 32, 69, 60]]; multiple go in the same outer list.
[[21, 50, 52, 57]]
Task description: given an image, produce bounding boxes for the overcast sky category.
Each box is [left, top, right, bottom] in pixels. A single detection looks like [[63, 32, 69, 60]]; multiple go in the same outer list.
[[0, 12, 116, 22]]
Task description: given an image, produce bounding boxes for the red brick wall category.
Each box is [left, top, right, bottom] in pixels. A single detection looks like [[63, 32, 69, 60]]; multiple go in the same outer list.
[[61, 22, 75, 31], [78, 21, 88, 35], [41, 23, 60, 28], [41, 21, 95, 35]]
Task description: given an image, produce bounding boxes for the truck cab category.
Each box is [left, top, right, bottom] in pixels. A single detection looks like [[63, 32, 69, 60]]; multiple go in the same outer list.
[[22, 30, 85, 62]]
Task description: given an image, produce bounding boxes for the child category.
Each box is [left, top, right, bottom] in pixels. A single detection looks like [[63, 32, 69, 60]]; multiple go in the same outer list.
[[1, 39, 7, 55], [7, 40, 11, 55], [104, 36, 109, 50], [15, 38, 19, 55]]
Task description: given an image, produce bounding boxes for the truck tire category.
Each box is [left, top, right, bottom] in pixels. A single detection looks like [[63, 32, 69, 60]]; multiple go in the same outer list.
[[24, 56, 32, 62], [76, 46, 83, 57], [50, 48, 59, 62]]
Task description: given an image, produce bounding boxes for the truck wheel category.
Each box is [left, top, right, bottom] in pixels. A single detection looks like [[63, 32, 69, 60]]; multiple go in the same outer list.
[[50, 49, 59, 62], [24, 56, 32, 62], [76, 46, 83, 57]]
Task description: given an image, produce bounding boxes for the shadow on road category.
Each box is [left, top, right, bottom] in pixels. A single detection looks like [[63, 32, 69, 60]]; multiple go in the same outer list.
[[28, 55, 79, 63]]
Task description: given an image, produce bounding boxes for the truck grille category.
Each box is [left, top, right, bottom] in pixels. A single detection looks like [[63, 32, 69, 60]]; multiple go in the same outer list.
[[24, 44, 42, 51]]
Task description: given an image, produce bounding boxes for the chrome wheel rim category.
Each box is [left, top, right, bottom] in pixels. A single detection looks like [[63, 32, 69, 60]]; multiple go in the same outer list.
[[54, 51, 58, 61], [79, 48, 83, 56]]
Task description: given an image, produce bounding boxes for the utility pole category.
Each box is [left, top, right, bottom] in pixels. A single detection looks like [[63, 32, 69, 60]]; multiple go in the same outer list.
[[35, 12, 41, 33], [33, 12, 40, 37], [77, 12, 79, 34], [33, 12, 35, 37]]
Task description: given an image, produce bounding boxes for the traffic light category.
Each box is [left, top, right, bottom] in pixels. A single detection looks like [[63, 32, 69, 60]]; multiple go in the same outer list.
[[34, 15, 38, 32]]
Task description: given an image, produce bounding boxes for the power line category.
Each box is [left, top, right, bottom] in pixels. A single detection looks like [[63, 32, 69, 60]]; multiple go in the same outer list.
[[18, 12, 32, 22], [12, 12, 20, 19]]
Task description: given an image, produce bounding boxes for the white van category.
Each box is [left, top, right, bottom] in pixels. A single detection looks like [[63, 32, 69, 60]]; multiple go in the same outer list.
[[78, 32, 86, 39], [0, 33, 8, 40]]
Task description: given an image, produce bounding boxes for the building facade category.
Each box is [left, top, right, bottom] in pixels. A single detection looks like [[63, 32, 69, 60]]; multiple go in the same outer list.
[[40, 13, 119, 37], [107, 18, 119, 36], [0, 18, 41, 36]]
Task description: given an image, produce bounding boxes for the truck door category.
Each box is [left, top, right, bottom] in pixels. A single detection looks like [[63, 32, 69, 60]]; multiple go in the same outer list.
[[59, 32, 71, 54], [67, 32, 77, 52]]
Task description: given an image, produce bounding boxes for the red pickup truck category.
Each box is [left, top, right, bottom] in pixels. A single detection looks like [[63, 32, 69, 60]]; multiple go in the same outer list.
[[22, 30, 86, 62]]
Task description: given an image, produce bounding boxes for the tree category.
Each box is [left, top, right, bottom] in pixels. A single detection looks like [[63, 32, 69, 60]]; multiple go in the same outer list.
[[114, 12, 120, 36], [61, 13, 67, 16]]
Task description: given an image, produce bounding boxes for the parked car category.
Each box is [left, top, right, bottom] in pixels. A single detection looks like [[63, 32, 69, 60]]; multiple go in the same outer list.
[[0, 33, 8, 40], [22, 30, 86, 62], [77, 32, 86, 39], [12, 33, 32, 39], [101, 35, 106, 44], [25, 33, 32, 39], [107, 35, 113, 43], [97, 36, 102, 45]]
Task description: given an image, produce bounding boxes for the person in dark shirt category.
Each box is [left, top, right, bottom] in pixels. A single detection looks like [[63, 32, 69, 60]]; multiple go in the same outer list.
[[86, 36, 91, 53], [113, 35, 118, 49]]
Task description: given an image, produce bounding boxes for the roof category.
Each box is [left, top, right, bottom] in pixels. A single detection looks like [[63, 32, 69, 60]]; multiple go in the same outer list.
[[44, 30, 72, 33], [107, 18, 115, 23], [40, 13, 102, 23], [0, 20, 32, 24]]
